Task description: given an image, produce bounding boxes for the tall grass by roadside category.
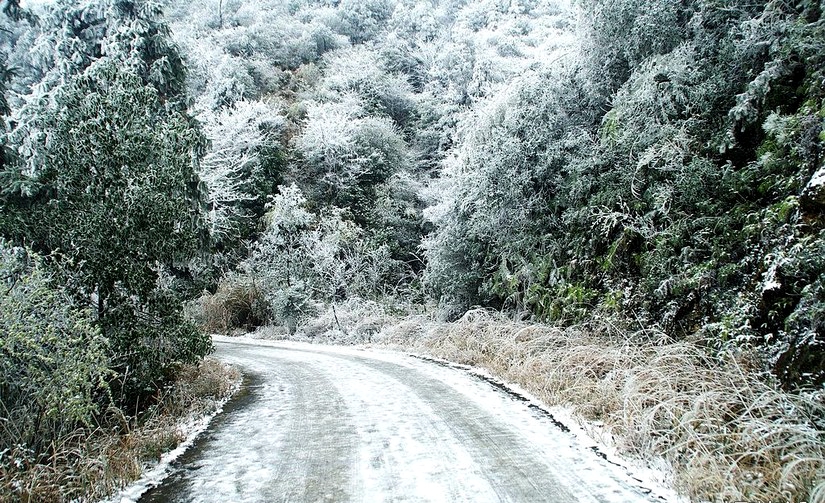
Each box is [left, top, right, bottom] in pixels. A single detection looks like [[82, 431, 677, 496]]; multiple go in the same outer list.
[[247, 297, 413, 343], [194, 277, 269, 334], [0, 357, 240, 503], [376, 309, 825, 503]]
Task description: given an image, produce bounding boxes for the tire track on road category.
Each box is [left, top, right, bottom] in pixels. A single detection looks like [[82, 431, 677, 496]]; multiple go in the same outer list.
[[137, 341, 661, 503]]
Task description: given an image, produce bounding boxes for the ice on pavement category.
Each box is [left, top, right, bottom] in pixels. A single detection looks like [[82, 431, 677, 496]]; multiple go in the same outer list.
[[111, 337, 682, 503]]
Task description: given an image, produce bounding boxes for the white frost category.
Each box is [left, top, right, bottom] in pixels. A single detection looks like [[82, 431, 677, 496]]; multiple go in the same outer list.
[[101, 375, 240, 503], [195, 337, 684, 503]]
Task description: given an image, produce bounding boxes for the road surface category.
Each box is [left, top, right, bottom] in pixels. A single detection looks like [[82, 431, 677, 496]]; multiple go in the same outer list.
[[137, 339, 665, 503]]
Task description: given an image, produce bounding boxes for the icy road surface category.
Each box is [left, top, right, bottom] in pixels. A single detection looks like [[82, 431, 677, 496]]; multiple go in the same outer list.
[[137, 339, 667, 503]]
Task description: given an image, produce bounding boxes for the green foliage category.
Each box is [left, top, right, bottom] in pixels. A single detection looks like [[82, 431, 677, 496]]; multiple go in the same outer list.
[[36, 0, 189, 104], [0, 242, 110, 455], [1, 6, 212, 402], [103, 284, 211, 400], [422, 0, 825, 387], [5, 61, 207, 294]]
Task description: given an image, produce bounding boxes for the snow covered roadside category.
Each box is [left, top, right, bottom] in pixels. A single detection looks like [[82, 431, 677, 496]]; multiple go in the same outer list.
[[100, 359, 242, 503], [366, 312, 825, 503], [409, 354, 682, 503]]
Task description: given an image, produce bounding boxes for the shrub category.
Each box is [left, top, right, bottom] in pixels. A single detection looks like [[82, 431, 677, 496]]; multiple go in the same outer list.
[[0, 241, 110, 456]]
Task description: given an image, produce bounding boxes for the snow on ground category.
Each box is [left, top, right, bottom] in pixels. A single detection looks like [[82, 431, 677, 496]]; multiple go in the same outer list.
[[217, 336, 680, 500], [102, 372, 241, 503], [117, 336, 683, 502]]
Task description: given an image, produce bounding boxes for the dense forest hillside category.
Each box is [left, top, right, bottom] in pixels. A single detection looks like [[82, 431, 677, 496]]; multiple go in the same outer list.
[[1, 0, 823, 501], [159, 0, 823, 388]]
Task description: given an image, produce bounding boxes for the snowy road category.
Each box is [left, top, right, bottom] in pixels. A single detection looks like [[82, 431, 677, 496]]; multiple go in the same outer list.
[[138, 339, 665, 503]]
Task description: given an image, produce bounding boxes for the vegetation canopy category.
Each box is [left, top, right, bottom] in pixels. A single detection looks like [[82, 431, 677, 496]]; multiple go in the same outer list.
[[0, 0, 823, 500]]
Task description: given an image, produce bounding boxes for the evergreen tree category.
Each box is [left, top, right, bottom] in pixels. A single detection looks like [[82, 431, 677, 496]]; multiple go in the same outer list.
[[0, 0, 211, 403]]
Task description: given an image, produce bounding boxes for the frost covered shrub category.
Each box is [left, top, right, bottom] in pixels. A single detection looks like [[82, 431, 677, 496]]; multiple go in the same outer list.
[[302, 298, 397, 342], [237, 184, 414, 332], [321, 46, 418, 128], [0, 242, 109, 454], [294, 100, 407, 224], [333, 0, 394, 43], [198, 99, 286, 254], [268, 283, 315, 335]]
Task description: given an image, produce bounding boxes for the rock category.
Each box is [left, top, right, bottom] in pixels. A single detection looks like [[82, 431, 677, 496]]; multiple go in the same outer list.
[[800, 166, 825, 211]]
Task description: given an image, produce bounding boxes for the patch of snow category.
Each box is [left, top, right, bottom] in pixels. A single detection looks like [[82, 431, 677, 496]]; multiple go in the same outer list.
[[99, 371, 241, 503], [806, 166, 825, 191], [761, 256, 783, 293]]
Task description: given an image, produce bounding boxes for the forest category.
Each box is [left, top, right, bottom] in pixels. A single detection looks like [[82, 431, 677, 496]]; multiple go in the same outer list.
[[0, 0, 823, 501]]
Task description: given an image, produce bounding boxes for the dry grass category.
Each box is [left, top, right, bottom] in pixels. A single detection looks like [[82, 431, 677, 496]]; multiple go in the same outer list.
[[378, 309, 825, 503], [0, 357, 240, 503], [299, 298, 401, 343], [195, 277, 268, 334]]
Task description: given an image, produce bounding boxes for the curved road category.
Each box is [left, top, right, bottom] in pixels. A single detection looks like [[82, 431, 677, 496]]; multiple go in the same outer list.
[[138, 339, 663, 503]]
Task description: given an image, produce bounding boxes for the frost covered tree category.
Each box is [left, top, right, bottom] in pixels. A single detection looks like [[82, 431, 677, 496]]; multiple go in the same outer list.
[[198, 100, 286, 250], [0, 56, 10, 174], [423, 63, 594, 317], [320, 45, 418, 129], [333, 0, 394, 43], [2, 60, 210, 400], [294, 99, 407, 225], [244, 184, 315, 333], [0, 0, 212, 402], [21, 0, 189, 106], [243, 183, 410, 331], [0, 0, 34, 174]]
